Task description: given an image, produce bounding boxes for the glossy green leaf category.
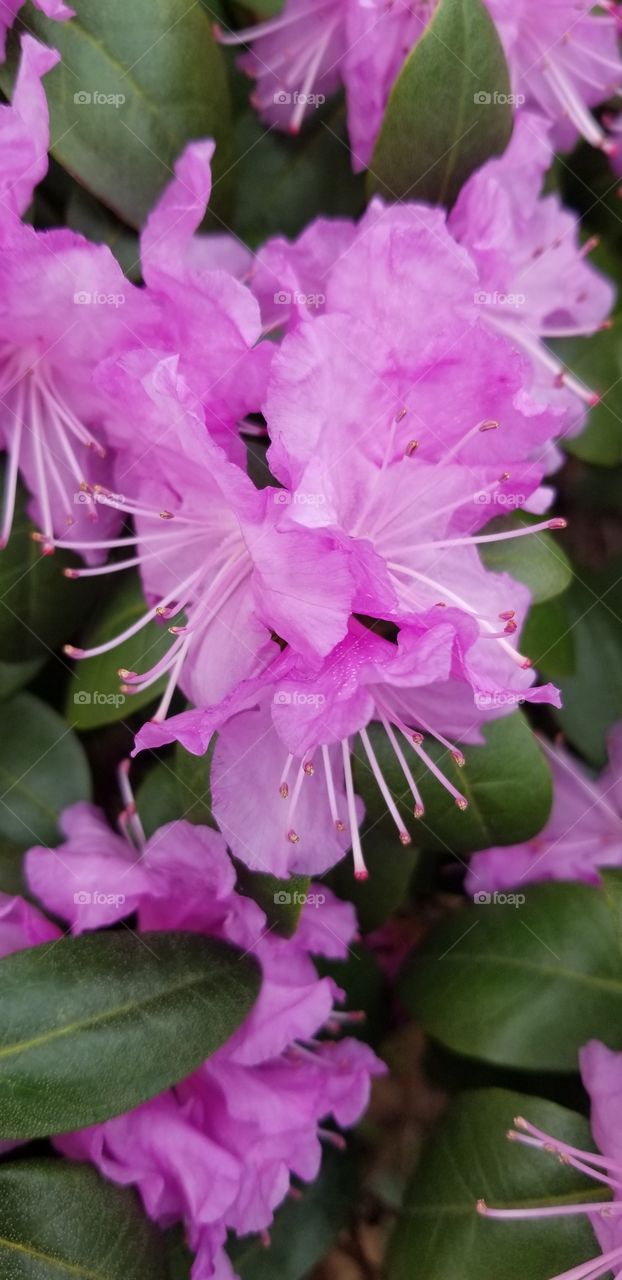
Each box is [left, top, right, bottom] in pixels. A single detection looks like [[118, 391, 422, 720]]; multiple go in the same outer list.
[[328, 832, 418, 932], [136, 763, 181, 837], [479, 513, 572, 603], [353, 713, 552, 858], [520, 595, 576, 679], [554, 563, 622, 767], [229, 1147, 359, 1280], [235, 866, 311, 938], [389, 1090, 599, 1280], [0, 472, 96, 663], [0, 838, 28, 899], [233, 106, 365, 246], [65, 573, 170, 729], [401, 881, 622, 1070], [0, 693, 91, 847], [0, 656, 45, 698], [0, 1158, 167, 1278], [0, 930, 261, 1138], [173, 738, 216, 828], [11, 0, 232, 229], [556, 327, 622, 467], [369, 0, 512, 206]]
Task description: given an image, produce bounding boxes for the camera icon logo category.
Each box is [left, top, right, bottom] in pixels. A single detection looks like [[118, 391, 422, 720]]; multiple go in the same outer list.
[[73, 891, 92, 905], [74, 291, 92, 305], [73, 691, 91, 705], [274, 291, 292, 305], [73, 91, 92, 105], [473, 891, 492, 905], [273, 90, 292, 105], [473, 91, 492, 104], [273, 891, 292, 905]]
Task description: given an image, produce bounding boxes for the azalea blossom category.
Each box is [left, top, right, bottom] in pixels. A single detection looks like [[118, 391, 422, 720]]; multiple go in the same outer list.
[[56, 357, 353, 723], [24, 786, 385, 1280], [484, 0, 622, 153], [467, 725, 622, 893], [450, 112, 616, 418], [0, 37, 156, 556], [0, 0, 72, 61], [219, 0, 622, 170], [477, 1039, 622, 1280]]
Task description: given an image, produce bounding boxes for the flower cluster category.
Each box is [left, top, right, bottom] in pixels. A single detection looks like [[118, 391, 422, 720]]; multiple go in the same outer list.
[[6, 794, 384, 1279], [0, 32, 616, 882], [218, 0, 622, 167]]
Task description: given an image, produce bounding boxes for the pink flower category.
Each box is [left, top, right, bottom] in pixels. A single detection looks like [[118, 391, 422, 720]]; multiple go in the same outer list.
[[0, 43, 156, 557], [219, 0, 622, 168], [216, 0, 348, 138], [477, 1038, 622, 1278], [466, 725, 622, 894], [58, 356, 353, 722], [25, 793, 385, 1280], [134, 140, 272, 464], [450, 112, 616, 417], [0, 35, 58, 225], [484, 0, 622, 152], [0, 0, 73, 61], [136, 616, 560, 879]]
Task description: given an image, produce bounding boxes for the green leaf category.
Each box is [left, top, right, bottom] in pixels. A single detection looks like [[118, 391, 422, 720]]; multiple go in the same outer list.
[[601, 868, 622, 955], [0, 656, 45, 699], [0, 930, 261, 1139], [65, 573, 170, 729], [401, 881, 622, 1070], [389, 1090, 599, 1280], [0, 693, 91, 847], [368, 0, 512, 206], [520, 595, 576, 679], [233, 106, 365, 246], [0, 472, 96, 663], [556, 327, 622, 467], [0, 838, 28, 899], [554, 563, 622, 767], [328, 833, 418, 933], [229, 1146, 359, 1280], [173, 739, 216, 827], [236, 867, 311, 938], [353, 714, 552, 858], [136, 763, 181, 838], [0, 1158, 167, 1279], [11, 0, 233, 229], [479, 513, 572, 603]]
